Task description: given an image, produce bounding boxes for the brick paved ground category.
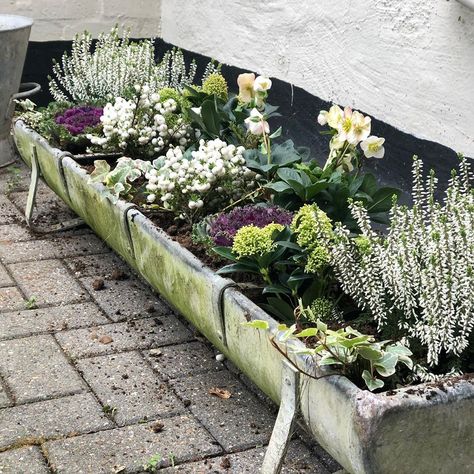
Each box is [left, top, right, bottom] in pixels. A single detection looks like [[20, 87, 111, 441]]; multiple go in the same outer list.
[[0, 161, 340, 473]]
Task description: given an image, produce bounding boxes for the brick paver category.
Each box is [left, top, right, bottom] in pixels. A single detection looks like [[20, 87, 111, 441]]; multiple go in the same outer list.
[[0, 195, 23, 225], [0, 233, 107, 264], [0, 335, 86, 404], [0, 161, 338, 472], [172, 370, 276, 451], [0, 264, 12, 287], [0, 302, 109, 340], [0, 383, 11, 409], [76, 351, 183, 426], [0, 446, 49, 474], [0, 286, 25, 311], [143, 341, 223, 380], [44, 416, 222, 474], [8, 259, 88, 306], [0, 223, 35, 243], [80, 275, 171, 321], [65, 253, 131, 279], [160, 441, 330, 473], [56, 316, 192, 359], [0, 392, 113, 449]]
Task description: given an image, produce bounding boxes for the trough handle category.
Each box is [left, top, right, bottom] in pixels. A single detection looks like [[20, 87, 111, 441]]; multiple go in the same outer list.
[[6, 82, 41, 120]]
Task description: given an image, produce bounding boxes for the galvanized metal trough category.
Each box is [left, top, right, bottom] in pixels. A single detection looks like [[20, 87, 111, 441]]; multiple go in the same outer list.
[[12, 120, 474, 474], [0, 15, 40, 168]]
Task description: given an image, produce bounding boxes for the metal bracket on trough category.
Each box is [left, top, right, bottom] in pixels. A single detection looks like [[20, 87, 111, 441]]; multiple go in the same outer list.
[[25, 144, 84, 233], [217, 281, 238, 347], [123, 204, 139, 260], [261, 359, 301, 474]]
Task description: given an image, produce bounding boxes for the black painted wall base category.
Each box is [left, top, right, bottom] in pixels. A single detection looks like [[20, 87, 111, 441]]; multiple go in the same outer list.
[[21, 39, 465, 196]]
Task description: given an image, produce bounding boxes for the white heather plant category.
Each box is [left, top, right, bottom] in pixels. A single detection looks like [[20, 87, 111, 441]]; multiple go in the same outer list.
[[87, 85, 192, 158], [49, 27, 203, 103], [330, 156, 474, 374], [145, 138, 258, 222]]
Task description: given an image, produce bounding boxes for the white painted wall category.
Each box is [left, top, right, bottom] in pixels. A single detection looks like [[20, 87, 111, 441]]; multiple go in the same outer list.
[[161, 0, 474, 157], [2, 0, 161, 40]]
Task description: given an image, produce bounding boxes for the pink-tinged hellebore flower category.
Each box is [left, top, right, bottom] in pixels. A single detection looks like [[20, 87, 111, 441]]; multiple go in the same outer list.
[[347, 111, 371, 145], [336, 106, 355, 142], [253, 76, 272, 92], [237, 73, 256, 104], [317, 110, 328, 126], [361, 136, 385, 159], [245, 108, 270, 135]]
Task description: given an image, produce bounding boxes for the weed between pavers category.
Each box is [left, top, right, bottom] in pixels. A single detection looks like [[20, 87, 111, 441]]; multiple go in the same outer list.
[[143, 453, 162, 472], [102, 405, 117, 417], [143, 452, 176, 472], [24, 296, 38, 310]]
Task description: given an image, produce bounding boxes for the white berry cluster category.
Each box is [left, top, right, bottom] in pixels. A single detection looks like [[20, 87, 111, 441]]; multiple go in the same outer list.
[[87, 85, 191, 158], [145, 138, 258, 221]]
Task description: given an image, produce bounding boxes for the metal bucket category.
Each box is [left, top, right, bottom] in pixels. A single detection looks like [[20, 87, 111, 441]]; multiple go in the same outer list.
[[0, 14, 40, 168]]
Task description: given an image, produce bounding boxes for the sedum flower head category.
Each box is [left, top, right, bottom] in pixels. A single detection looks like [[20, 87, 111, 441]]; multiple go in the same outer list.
[[158, 87, 184, 106], [202, 73, 228, 100], [308, 298, 335, 322], [305, 245, 330, 273], [291, 204, 333, 273], [291, 204, 333, 250], [354, 235, 372, 255], [232, 223, 283, 258], [263, 223, 285, 239]]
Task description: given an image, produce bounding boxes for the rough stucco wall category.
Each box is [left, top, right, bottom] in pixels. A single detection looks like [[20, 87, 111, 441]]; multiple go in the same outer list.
[[2, 0, 161, 40], [161, 0, 474, 157]]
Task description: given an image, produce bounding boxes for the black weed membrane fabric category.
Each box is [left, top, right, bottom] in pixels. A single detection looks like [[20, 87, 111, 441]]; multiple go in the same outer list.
[[22, 39, 463, 198]]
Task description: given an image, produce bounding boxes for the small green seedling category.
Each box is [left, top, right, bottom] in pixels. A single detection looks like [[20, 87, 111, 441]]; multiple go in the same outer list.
[[143, 454, 162, 472], [24, 296, 38, 310], [102, 405, 117, 417]]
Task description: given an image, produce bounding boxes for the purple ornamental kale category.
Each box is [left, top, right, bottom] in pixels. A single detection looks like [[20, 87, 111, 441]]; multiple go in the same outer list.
[[209, 205, 293, 246], [55, 106, 103, 135]]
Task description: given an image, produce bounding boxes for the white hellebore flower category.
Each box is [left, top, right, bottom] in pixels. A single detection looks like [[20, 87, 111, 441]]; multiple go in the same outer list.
[[237, 73, 256, 104], [245, 108, 270, 136], [326, 104, 345, 129], [347, 111, 371, 145], [361, 136, 385, 159], [317, 110, 328, 126], [253, 76, 272, 92]]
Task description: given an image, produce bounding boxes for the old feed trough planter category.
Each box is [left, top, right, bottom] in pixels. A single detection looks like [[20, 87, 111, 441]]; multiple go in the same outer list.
[[13, 120, 474, 474]]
